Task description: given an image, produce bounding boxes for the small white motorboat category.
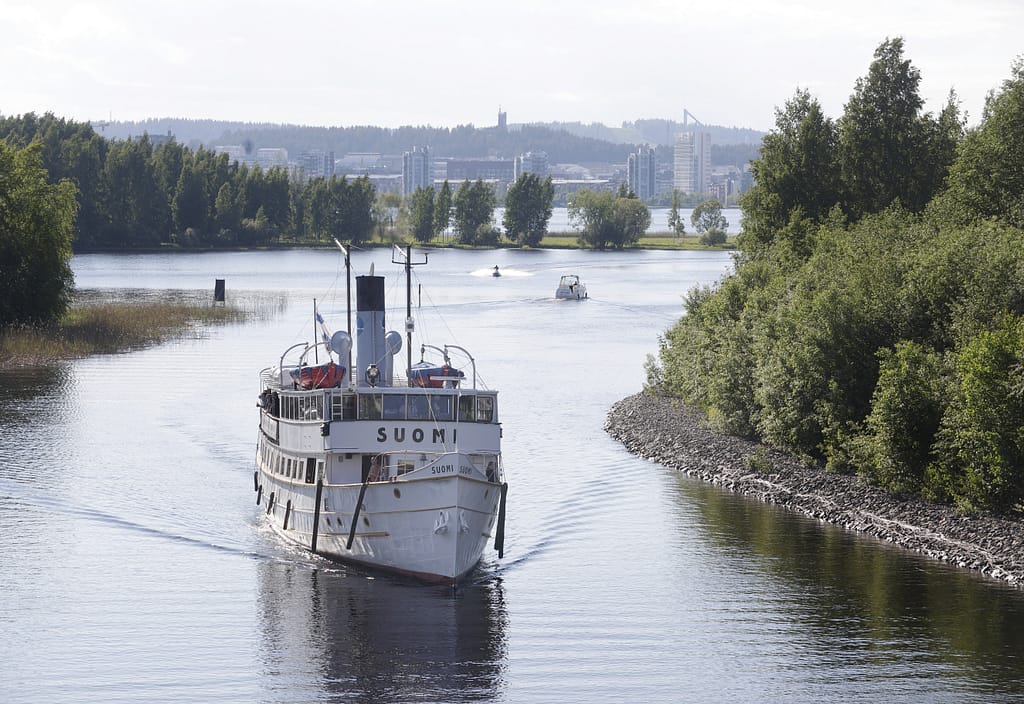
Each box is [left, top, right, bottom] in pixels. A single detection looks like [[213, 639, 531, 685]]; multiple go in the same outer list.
[[555, 274, 588, 300]]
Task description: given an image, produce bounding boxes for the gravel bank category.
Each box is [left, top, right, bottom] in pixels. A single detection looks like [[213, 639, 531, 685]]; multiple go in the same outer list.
[[605, 392, 1024, 586]]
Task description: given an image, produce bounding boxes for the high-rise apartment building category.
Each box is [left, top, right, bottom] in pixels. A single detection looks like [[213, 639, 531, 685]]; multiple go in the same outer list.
[[673, 131, 711, 195], [298, 149, 336, 180], [627, 145, 657, 202], [402, 146, 431, 195]]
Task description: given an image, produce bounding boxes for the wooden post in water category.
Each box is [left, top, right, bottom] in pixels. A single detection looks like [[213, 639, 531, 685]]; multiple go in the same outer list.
[[213, 279, 225, 305], [494, 482, 508, 558], [311, 479, 324, 554]]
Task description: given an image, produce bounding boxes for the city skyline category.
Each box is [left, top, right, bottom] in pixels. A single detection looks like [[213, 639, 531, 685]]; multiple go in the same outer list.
[[3, 0, 1021, 132]]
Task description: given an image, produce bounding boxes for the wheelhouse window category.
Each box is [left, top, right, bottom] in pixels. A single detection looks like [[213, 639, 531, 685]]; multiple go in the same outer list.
[[458, 395, 475, 422], [408, 394, 430, 420], [476, 396, 494, 422], [330, 393, 356, 420], [358, 394, 382, 419], [383, 394, 406, 419], [430, 396, 453, 421]]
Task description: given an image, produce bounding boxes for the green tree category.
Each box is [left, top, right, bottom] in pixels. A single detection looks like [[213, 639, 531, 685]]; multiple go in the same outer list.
[[667, 190, 686, 237], [858, 341, 948, 494], [0, 141, 78, 326], [569, 190, 617, 249], [302, 175, 376, 244], [261, 167, 292, 232], [102, 136, 165, 247], [941, 57, 1024, 229], [214, 181, 241, 235], [336, 175, 376, 244], [452, 179, 496, 245], [373, 191, 401, 241], [172, 159, 209, 237], [739, 89, 840, 254], [409, 186, 435, 243], [568, 189, 650, 249], [934, 316, 1024, 512], [239, 205, 274, 246], [503, 173, 554, 247], [612, 196, 651, 248], [838, 37, 959, 218], [691, 199, 729, 245], [433, 179, 452, 240]]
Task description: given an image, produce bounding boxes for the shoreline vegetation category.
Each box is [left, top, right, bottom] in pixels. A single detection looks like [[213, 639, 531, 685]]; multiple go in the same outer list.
[[3, 236, 718, 368], [0, 294, 256, 368], [605, 392, 1024, 586], [70, 231, 738, 254]]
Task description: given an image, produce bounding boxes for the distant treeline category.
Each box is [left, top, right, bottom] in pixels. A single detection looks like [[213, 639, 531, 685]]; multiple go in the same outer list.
[[649, 40, 1024, 513], [0, 112, 376, 250], [98, 117, 763, 168], [0, 110, 758, 252]]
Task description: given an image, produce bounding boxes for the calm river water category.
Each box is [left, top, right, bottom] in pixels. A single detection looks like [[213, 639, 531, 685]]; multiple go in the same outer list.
[[3, 248, 1024, 703]]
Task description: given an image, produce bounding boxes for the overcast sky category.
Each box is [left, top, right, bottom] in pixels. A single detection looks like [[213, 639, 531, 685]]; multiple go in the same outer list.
[[3, 0, 1021, 132]]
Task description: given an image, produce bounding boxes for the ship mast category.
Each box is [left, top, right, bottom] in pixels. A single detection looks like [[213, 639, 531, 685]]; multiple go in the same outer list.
[[334, 238, 352, 374], [392, 244, 428, 381]]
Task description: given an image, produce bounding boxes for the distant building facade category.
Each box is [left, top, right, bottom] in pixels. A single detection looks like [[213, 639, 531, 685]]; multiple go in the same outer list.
[[445, 158, 514, 182], [627, 144, 657, 202], [673, 131, 711, 195], [403, 146, 432, 195], [513, 151, 549, 180], [256, 148, 289, 170], [297, 149, 336, 181]]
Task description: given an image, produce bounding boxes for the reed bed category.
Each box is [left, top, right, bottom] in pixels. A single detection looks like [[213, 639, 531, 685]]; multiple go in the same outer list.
[[0, 291, 284, 368]]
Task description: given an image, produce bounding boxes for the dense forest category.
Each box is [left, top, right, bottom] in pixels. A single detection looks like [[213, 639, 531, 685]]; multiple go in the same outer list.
[[649, 39, 1024, 513], [0, 112, 378, 250]]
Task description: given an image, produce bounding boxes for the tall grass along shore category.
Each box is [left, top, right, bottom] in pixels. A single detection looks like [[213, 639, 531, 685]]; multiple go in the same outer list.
[[0, 292, 272, 368]]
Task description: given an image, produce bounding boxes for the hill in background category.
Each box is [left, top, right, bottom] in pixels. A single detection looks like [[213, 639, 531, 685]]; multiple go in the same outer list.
[[97, 117, 765, 169]]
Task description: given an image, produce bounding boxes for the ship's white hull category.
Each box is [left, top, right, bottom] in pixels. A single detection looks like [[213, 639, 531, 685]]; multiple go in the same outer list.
[[257, 466, 502, 584], [256, 265, 506, 585]]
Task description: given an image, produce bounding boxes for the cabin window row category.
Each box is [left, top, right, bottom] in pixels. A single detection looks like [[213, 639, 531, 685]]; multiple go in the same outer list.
[[258, 436, 320, 484], [274, 394, 324, 422], [328, 393, 495, 423]]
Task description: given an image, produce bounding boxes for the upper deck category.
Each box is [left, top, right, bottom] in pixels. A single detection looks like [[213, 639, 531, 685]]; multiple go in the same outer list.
[[258, 373, 500, 456]]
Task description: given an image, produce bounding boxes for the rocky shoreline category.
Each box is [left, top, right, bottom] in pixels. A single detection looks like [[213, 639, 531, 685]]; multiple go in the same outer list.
[[605, 392, 1024, 586]]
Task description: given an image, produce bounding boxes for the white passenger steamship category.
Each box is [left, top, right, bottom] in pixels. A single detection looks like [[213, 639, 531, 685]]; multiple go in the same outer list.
[[254, 245, 507, 585]]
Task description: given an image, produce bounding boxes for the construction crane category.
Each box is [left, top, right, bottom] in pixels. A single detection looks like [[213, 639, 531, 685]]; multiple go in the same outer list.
[[682, 109, 703, 127]]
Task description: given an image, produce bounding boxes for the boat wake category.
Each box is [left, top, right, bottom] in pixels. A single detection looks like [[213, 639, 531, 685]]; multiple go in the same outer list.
[[471, 267, 532, 277], [483, 471, 632, 576], [2, 488, 270, 562]]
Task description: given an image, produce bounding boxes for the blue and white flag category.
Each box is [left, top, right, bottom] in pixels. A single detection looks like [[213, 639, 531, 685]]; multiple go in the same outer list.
[[315, 310, 332, 347]]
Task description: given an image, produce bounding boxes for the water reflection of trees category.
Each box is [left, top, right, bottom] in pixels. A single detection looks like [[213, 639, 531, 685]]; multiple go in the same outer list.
[[0, 366, 73, 421], [256, 563, 508, 703], [0, 367, 75, 485], [672, 476, 1024, 695]]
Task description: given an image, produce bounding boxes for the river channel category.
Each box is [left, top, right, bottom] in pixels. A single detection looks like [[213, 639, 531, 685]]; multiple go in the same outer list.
[[2, 248, 1024, 703]]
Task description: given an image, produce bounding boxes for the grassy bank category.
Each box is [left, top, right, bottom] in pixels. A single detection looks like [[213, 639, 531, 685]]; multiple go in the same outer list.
[[80, 231, 737, 254], [0, 297, 253, 368], [537, 232, 737, 250]]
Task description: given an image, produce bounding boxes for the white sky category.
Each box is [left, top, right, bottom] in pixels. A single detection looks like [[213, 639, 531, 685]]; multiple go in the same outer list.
[[2, 0, 1020, 132]]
